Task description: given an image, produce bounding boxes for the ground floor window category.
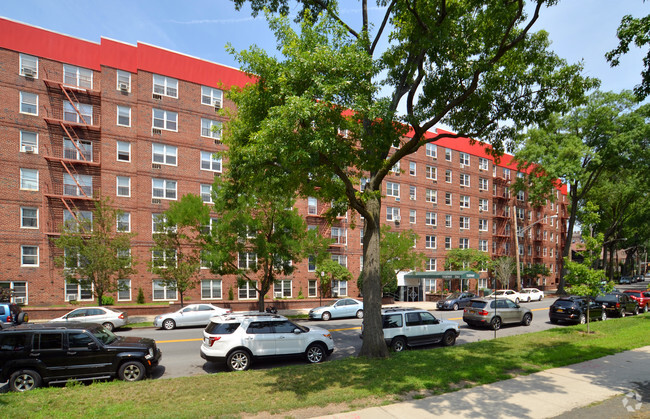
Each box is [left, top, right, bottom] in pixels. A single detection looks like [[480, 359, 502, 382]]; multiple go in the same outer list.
[[117, 279, 131, 301], [273, 280, 292, 298], [423, 278, 436, 293], [201, 279, 222, 299], [0, 281, 28, 304], [153, 280, 177, 301], [65, 280, 93, 302], [331, 280, 347, 297], [478, 277, 488, 289], [238, 281, 257, 300], [308, 280, 317, 297]]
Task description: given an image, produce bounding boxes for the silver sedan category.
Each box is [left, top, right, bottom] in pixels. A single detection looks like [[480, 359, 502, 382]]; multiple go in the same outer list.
[[49, 306, 128, 331], [154, 304, 231, 330]]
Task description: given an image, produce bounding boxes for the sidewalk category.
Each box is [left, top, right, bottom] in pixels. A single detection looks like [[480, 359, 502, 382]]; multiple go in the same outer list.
[[315, 346, 650, 419]]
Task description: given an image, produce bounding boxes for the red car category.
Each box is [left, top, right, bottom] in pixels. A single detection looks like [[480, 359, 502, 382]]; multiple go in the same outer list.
[[623, 290, 650, 313]]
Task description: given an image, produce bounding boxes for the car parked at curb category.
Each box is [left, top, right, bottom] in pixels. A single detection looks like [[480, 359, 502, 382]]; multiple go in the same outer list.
[[372, 307, 460, 351], [623, 290, 650, 313], [436, 292, 477, 311], [0, 302, 28, 329], [520, 288, 544, 302], [49, 306, 127, 331], [308, 298, 363, 321], [0, 322, 161, 391], [493, 290, 522, 304], [463, 298, 533, 330], [619, 276, 632, 284], [153, 304, 231, 330], [549, 296, 607, 325], [595, 293, 639, 317], [200, 313, 334, 371]]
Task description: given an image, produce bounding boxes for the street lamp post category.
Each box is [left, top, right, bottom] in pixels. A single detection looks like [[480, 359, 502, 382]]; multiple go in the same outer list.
[[513, 209, 557, 291]]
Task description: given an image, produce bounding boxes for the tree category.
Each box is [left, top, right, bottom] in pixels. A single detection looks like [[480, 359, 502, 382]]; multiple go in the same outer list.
[[606, 12, 650, 100], [316, 258, 352, 301], [149, 194, 210, 308], [492, 257, 515, 289], [55, 196, 136, 305], [226, 1, 596, 358], [521, 263, 550, 287], [444, 248, 492, 272]]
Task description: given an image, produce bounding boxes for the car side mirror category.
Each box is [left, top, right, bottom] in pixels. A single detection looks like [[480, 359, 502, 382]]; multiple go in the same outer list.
[[293, 328, 302, 334], [88, 342, 98, 350]]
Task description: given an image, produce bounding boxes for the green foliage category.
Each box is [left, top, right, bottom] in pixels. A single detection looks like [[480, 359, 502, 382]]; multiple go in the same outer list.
[[606, 13, 650, 100], [491, 257, 515, 289], [54, 196, 136, 306], [297, 288, 304, 299], [0, 287, 12, 302], [522, 264, 551, 283], [444, 248, 491, 272], [101, 295, 114, 306], [136, 288, 145, 304], [228, 286, 234, 301], [316, 258, 352, 298]]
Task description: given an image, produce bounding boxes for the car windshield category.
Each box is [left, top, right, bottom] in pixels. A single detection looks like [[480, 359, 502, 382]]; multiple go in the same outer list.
[[446, 293, 461, 300], [494, 291, 506, 295], [553, 300, 578, 308], [92, 326, 117, 344], [521, 290, 531, 294], [626, 292, 642, 298]]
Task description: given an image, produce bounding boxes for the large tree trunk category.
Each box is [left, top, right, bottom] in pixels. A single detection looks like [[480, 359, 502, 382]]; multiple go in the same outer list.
[[559, 184, 579, 294], [359, 195, 389, 358]]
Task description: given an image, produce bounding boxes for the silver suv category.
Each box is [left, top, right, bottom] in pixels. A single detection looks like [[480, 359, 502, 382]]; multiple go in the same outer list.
[[373, 307, 460, 352], [200, 313, 334, 371]]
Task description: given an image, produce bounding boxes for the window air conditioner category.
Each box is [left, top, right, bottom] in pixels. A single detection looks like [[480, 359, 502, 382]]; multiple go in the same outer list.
[[23, 68, 36, 78], [274, 292, 282, 299], [152, 93, 163, 100], [67, 294, 78, 301], [409, 196, 415, 201], [24, 145, 35, 153], [119, 83, 129, 92], [14, 297, 25, 304], [394, 216, 401, 222], [213, 99, 222, 110]]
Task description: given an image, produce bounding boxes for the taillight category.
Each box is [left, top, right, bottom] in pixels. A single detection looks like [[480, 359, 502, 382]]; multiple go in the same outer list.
[[6, 315, 12, 322], [208, 336, 221, 347], [478, 310, 489, 316], [119, 313, 125, 319], [615, 303, 620, 308]]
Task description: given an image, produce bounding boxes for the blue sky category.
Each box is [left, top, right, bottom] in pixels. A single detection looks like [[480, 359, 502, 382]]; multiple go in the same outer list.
[[1, 0, 647, 95]]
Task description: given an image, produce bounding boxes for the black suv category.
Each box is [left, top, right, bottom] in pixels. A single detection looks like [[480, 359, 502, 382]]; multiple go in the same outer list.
[[549, 296, 607, 325], [0, 322, 161, 391], [595, 293, 639, 317], [0, 302, 28, 329]]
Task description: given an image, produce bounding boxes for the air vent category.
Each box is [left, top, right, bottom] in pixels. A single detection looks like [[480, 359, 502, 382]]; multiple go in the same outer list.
[[152, 128, 162, 135], [152, 163, 161, 169], [152, 198, 161, 204], [152, 93, 163, 100]]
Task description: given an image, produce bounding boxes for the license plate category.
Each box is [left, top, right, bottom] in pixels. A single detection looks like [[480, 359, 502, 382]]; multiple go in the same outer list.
[[469, 310, 475, 314]]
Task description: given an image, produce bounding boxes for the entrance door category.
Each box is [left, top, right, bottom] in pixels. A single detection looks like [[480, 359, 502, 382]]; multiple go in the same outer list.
[[407, 286, 419, 302]]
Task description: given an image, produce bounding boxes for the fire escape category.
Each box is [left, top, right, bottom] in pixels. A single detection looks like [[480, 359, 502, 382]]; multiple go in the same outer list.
[[492, 175, 512, 257]]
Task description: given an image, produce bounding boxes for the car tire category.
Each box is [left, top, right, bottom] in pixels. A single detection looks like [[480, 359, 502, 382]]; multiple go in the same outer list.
[[491, 316, 502, 330], [321, 312, 331, 321], [227, 349, 251, 371], [521, 313, 532, 326], [601, 311, 607, 321], [356, 310, 364, 319], [526, 297, 531, 303], [162, 319, 176, 330], [633, 306, 639, 316], [644, 304, 649, 313], [514, 298, 519, 304], [306, 343, 326, 364], [102, 322, 114, 331], [620, 309, 626, 318], [578, 314, 586, 325], [550, 318, 558, 324], [390, 337, 406, 352], [16, 312, 26, 325], [452, 303, 459, 311], [118, 361, 145, 382], [9, 369, 42, 392], [441, 330, 456, 346]]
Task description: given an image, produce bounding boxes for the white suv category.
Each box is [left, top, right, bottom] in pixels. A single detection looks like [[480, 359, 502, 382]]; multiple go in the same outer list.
[[376, 307, 460, 351], [200, 313, 334, 371]]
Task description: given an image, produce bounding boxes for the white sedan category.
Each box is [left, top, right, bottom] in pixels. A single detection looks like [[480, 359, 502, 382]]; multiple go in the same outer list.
[[493, 290, 522, 304], [49, 306, 128, 331], [520, 288, 544, 302], [154, 304, 231, 330]]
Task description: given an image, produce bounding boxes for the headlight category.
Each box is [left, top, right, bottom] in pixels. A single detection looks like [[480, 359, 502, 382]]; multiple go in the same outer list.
[[145, 347, 154, 360]]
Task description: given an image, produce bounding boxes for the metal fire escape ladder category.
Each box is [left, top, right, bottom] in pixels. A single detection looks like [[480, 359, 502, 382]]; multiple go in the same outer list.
[[59, 84, 89, 125], [59, 123, 90, 163], [60, 160, 91, 200]]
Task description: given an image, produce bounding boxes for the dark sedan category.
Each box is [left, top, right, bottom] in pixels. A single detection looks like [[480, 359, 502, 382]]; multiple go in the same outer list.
[[595, 293, 639, 317], [437, 292, 477, 311], [549, 296, 607, 325]]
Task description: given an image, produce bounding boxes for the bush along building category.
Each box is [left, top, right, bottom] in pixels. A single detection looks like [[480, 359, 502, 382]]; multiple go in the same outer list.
[[0, 17, 568, 307]]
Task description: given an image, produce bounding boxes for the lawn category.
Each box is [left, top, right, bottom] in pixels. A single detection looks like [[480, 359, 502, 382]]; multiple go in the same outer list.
[[1, 314, 649, 418]]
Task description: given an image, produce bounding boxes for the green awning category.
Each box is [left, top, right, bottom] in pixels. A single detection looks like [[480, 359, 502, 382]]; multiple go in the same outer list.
[[403, 271, 480, 280]]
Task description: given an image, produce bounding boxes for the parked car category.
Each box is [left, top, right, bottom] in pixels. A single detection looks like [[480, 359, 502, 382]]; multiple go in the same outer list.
[[373, 307, 460, 351], [200, 313, 334, 371], [0, 302, 28, 329], [0, 322, 161, 391], [49, 307, 127, 331], [463, 298, 533, 330], [153, 304, 231, 330], [595, 293, 639, 317], [493, 290, 522, 304], [520, 288, 544, 302], [308, 298, 363, 321], [619, 276, 632, 284], [436, 292, 477, 311], [622, 290, 650, 313], [549, 296, 607, 324]]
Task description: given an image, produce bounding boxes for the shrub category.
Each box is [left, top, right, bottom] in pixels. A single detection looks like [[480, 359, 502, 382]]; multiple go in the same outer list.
[[101, 295, 115, 306], [136, 288, 146, 304], [228, 286, 234, 301]]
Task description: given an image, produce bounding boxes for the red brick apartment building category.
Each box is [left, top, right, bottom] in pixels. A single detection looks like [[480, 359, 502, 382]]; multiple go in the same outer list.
[[0, 18, 568, 307]]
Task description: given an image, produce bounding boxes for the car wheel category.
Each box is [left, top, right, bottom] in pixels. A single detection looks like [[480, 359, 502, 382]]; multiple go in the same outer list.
[[578, 314, 586, 325], [633, 306, 639, 316], [306, 343, 326, 364], [526, 297, 531, 303], [550, 318, 558, 324], [514, 298, 520, 304], [321, 312, 331, 321], [16, 312, 26, 325], [118, 361, 145, 382], [390, 337, 406, 352], [227, 349, 251, 371], [521, 313, 532, 326], [620, 309, 626, 318], [452, 303, 459, 311], [601, 311, 607, 321], [356, 310, 364, 319], [102, 322, 114, 331], [491, 316, 502, 331], [441, 330, 457, 346], [9, 369, 42, 392], [162, 319, 176, 330], [644, 305, 649, 313]]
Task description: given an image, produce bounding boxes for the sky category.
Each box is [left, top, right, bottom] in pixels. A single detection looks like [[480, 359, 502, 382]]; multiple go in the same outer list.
[[1, 0, 647, 99]]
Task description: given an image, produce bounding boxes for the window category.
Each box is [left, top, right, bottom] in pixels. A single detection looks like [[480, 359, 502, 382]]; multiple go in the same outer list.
[[117, 141, 131, 162], [460, 195, 470, 208], [459, 238, 469, 249], [152, 108, 178, 131], [409, 162, 416, 176], [63, 101, 92, 124], [152, 214, 167, 234], [20, 168, 38, 190], [152, 250, 176, 269], [426, 258, 436, 271], [479, 239, 488, 252], [479, 198, 489, 212], [409, 185, 416, 200], [63, 64, 93, 88], [117, 106, 131, 127], [201, 184, 213, 203], [20, 131, 38, 153], [238, 281, 257, 299], [153, 280, 177, 301], [445, 170, 452, 183], [0, 281, 28, 304], [20, 53, 38, 77], [459, 152, 470, 166], [308, 280, 317, 297], [445, 148, 452, 161], [201, 86, 223, 108], [201, 151, 222, 172], [459, 216, 470, 230], [479, 219, 488, 231], [479, 157, 489, 171], [445, 214, 452, 228], [274, 280, 292, 298], [386, 182, 400, 198], [331, 227, 346, 245], [117, 212, 131, 232], [63, 173, 92, 197], [409, 209, 416, 224], [238, 252, 257, 269], [390, 160, 400, 174], [152, 143, 177, 165], [425, 189, 437, 204], [66, 280, 93, 301], [460, 173, 470, 187], [445, 237, 452, 250], [63, 210, 93, 232], [445, 192, 452, 206], [425, 211, 437, 226], [332, 280, 347, 297], [425, 166, 437, 180], [202, 279, 222, 299], [63, 138, 92, 161], [116, 70, 131, 92], [201, 119, 222, 139], [386, 207, 400, 222], [153, 74, 178, 98], [152, 178, 177, 200], [331, 254, 347, 267], [360, 178, 369, 192], [426, 143, 437, 158], [21, 245, 38, 266], [479, 177, 489, 191], [20, 91, 38, 115], [308, 255, 317, 272], [503, 168, 511, 179], [114, 279, 131, 301], [307, 197, 317, 215], [117, 176, 130, 197], [517, 190, 525, 201], [425, 235, 436, 249], [21, 207, 38, 229]]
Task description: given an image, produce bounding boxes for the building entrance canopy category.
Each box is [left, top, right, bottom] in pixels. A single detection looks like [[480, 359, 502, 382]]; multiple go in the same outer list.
[[403, 271, 480, 293]]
